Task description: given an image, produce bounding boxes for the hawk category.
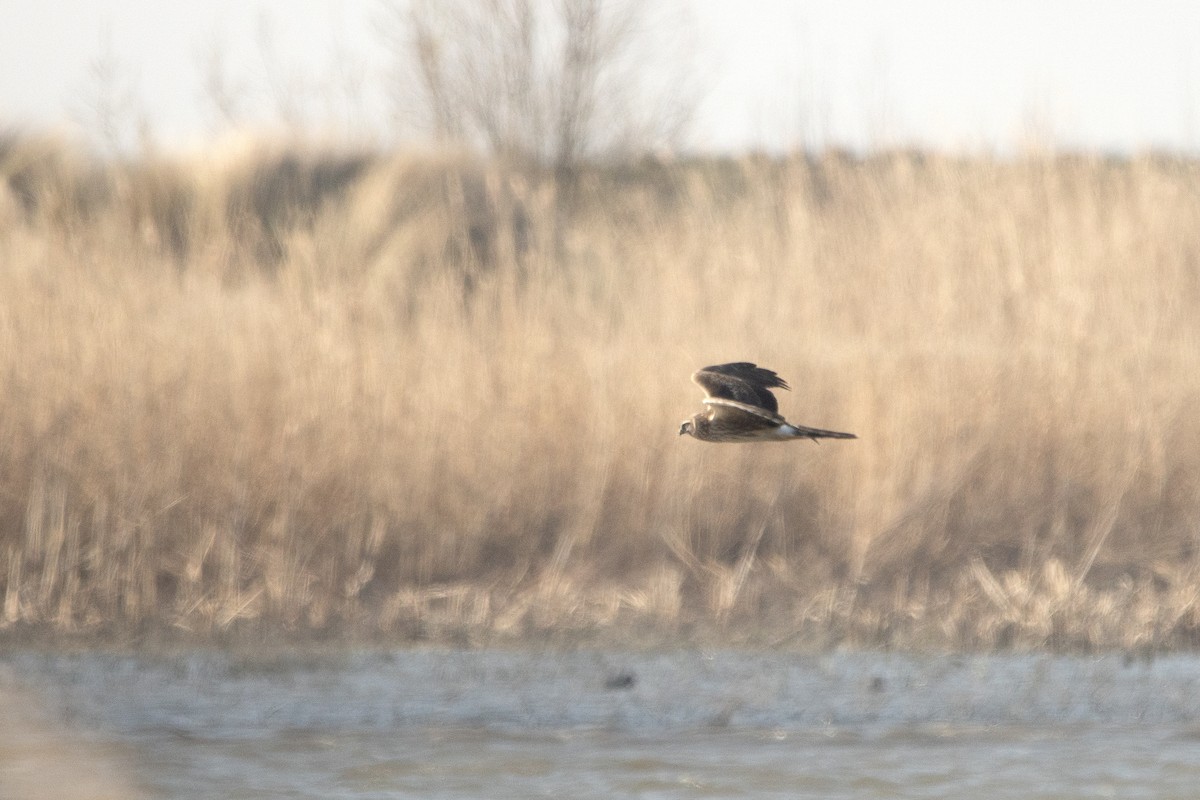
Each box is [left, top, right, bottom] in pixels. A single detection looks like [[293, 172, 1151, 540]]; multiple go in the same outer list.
[[678, 362, 856, 443]]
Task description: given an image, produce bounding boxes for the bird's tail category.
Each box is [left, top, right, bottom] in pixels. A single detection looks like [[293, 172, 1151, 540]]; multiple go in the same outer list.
[[782, 424, 857, 443]]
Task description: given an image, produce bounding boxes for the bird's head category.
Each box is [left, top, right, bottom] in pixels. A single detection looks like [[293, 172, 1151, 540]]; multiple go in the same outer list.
[[678, 419, 694, 437]]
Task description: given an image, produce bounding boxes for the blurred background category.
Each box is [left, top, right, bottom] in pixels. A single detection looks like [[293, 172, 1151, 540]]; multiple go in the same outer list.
[[3, 0, 1200, 646], [2, 0, 1199, 649], [4, 2, 1200, 798], [6, 0, 1200, 155]]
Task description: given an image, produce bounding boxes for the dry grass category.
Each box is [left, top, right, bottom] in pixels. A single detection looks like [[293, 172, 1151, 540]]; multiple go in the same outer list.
[[2, 132, 1200, 650]]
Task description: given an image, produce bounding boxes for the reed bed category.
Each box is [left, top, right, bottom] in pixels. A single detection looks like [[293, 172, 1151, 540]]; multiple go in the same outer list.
[[2, 133, 1199, 650]]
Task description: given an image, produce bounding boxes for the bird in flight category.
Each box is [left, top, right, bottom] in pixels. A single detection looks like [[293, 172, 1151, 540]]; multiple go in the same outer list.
[[679, 362, 857, 443]]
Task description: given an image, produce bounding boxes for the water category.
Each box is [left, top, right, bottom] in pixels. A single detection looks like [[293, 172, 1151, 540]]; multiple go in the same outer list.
[[3, 648, 1199, 799]]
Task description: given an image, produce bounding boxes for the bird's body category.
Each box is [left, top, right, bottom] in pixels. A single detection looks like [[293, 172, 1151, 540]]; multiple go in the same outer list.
[[679, 362, 856, 444]]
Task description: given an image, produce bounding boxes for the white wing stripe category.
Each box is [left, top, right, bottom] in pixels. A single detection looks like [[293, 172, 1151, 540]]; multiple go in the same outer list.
[[702, 397, 785, 425]]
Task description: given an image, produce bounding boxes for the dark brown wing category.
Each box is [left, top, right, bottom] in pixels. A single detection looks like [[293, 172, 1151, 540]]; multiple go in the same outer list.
[[692, 362, 790, 414], [704, 398, 785, 426]]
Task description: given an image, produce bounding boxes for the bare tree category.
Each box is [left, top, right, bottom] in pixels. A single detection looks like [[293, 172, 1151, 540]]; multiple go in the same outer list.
[[385, 0, 700, 172], [200, 32, 247, 133], [73, 31, 151, 154]]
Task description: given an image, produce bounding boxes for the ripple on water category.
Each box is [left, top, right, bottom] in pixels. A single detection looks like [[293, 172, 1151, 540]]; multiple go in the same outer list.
[[3, 650, 1200, 800]]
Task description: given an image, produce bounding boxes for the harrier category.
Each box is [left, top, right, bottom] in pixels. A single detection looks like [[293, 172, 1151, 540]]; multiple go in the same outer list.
[[679, 362, 857, 443]]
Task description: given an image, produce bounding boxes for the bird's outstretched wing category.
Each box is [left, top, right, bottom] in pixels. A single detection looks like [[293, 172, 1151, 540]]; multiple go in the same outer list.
[[692, 362, 790, 413], [702, 397, 785, 426], [700, 398, 787, 429]]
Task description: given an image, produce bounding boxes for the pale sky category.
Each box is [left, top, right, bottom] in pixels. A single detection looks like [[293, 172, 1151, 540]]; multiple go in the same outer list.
[[2, 0, 1199, 154]]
